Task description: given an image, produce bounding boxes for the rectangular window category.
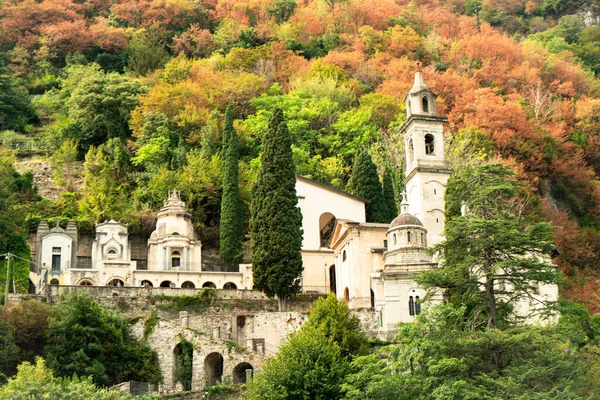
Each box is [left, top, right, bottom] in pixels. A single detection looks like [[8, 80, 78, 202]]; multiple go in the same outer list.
[[52, 247, 61, 254], [52, 254, 61, 272]]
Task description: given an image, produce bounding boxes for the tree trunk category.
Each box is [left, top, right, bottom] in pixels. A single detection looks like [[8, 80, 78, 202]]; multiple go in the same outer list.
[[277, 294, 288, 312], [485, 276, 497, 329]]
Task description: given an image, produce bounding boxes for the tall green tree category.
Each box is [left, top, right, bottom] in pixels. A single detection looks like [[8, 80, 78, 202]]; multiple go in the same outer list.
[[64, 66, 146, 152], [0, 319, 18, 385], [347, 150, 386, 223], [0, 54, 35, 131], [220, 107, 244, 265], [127, 27, 170, 77], [45, 292, 161, 387], [381, 168, 398, 222], [417, 164, 557, 329], [250, 107, 303, 311]]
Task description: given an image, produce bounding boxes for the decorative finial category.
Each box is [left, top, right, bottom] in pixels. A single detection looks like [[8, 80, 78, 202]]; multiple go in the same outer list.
[[416, 61, 421, 71], [400, 191, 410, 214]]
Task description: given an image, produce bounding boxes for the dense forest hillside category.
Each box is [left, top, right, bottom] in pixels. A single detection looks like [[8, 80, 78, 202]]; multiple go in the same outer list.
[[2, 0, 600, 309]]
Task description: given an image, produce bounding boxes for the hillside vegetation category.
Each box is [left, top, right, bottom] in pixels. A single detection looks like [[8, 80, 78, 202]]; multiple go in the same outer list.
[[2, 0, 600, 308]]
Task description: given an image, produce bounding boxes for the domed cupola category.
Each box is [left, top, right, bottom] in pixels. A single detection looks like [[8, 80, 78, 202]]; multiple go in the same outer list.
[[387, 193, 428, 252], [405, 67, 438, 118]]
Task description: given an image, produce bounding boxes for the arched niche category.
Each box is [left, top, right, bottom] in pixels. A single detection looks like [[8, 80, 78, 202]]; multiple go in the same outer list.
[[232, 362, 253, 384], [319, 212, 336, 248], [204, 352, 224, 386], [141, 280, 153, 288], [78, 279, 94, 286], [181, 281, 195, 289], [160, 280, 174, 288], [223, 282, 237, 290], [202, 281, 216, 288]]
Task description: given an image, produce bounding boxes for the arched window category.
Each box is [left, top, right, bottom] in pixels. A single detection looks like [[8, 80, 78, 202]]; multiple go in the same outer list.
[[421, 232, 425, 246], [409, 296, 415, 316], [160, 280, 173, 288], [171, 251, 181, 268], [425, 134, 435, 155], [171, 232, 180, 235], [393, 233, 397, 245], [141, 280, 153, 288], [107, 279, 124, 287], [415, 296, 421, 315], [342, 250, 347, 262], [78, 280, 93, 286], [50, 279, 59, 285], [181, 281, 195, 288], [422, 96, 429, 112], [407, 231, 411, 242], [202, 281, 216, 288], [223, 282, 237, 290]]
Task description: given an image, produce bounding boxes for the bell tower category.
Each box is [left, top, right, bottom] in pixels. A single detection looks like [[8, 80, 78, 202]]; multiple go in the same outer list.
[[402, 70, 452, 246]]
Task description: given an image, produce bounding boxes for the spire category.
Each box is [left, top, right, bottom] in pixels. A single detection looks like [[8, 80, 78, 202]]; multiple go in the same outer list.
[[410, 69, 429, 94], [400, 191, 410, 214]]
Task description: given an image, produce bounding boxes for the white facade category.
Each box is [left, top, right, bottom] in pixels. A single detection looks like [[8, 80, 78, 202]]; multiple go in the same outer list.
[[295, 176, 367, 293]]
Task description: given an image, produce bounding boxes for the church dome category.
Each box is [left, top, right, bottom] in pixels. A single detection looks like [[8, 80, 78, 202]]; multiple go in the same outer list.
[[390, 213, 423, 227]]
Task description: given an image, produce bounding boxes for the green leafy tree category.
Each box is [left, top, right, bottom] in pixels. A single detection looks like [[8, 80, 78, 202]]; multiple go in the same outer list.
[[303, 293, 367, 358], [268, 0, 298, 23], [381, 168, 397, 223], [0, 151, 34, 298], [347, 150, 386, 223], [127, 27, 170, 77], [343, 304, 592, 400], [0, 54, 35, 131], [417, 164, 557, 329], [1, 300, 51, 364], [247, 326, 349, 400], [45, 292, 161, 387], [220, 107, 244, 265], [0, 319, 19, 385], [65, 68, 146, 152], [0, 358, 135, 399], [250, 108, 303, 311], [51, 139, 80, 192]]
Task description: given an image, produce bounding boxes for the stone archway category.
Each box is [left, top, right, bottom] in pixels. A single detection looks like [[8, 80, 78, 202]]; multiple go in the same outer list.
[[173, 342, 193, 391], [204, 352, 224, 386], [232, 362, 253, 384]]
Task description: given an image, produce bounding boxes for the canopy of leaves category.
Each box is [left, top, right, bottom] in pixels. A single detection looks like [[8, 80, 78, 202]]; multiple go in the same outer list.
[[44, 291, 161, 387], [343, 303, 600, 400], [418, 163, 557, 329], [0, 358, 136, 400]]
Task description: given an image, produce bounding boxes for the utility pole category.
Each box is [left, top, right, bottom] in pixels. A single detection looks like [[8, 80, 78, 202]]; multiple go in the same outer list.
[[4, 252, 13, 305]]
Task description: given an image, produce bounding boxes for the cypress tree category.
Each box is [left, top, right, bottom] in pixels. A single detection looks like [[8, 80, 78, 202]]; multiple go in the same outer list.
[[220, 107, 244, 266], [347, 150, 386, 223], [382, 168, 398, 222], [250, 108, 303, 311]]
